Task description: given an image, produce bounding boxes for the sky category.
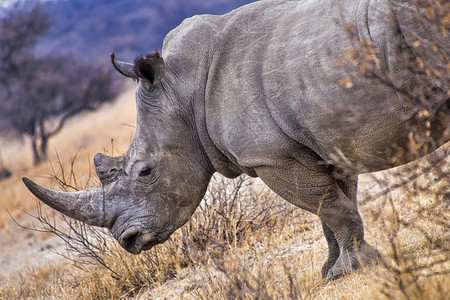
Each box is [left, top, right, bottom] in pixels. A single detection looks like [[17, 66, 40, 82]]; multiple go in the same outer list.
[[0, 0, 14, 8], [0, 0, 65, 9]]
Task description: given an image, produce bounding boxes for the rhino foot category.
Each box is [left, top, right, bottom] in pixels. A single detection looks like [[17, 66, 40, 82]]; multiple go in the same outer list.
[[326, 242, 381, 281], [321, 257, 339, 279]]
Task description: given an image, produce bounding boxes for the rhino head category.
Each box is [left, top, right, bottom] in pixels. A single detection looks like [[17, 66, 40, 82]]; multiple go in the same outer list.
[[23, 52, 214, 254]]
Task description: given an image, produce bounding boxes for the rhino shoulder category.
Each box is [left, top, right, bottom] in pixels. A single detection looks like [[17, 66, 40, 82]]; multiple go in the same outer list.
[[162, 0, 287, 58], [163, 14, 220, 53]]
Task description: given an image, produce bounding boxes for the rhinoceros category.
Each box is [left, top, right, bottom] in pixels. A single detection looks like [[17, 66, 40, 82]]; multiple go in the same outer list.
[[23, 0, 448, 280]]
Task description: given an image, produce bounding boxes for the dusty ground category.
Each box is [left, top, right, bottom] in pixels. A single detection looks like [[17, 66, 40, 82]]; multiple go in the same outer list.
[[0, 209, 65, 281]]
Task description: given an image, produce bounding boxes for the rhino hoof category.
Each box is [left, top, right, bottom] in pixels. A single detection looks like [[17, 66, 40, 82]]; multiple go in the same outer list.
[[326, 243, 381, 281], [321, 259, 338, 279]]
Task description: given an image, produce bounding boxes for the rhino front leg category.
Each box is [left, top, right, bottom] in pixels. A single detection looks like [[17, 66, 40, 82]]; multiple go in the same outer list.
[[324, 175, 380, 280], [326, 237, 380, 280], [254, 149, 379, 280], [320, 193, 380, 280]]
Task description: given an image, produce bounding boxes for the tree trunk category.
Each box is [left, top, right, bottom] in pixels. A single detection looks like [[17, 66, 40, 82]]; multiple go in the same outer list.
[[40, 134, 49, 162], [31, 136, 43, 166]]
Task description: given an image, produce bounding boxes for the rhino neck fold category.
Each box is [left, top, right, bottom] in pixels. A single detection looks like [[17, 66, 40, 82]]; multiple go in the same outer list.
[[191, 88, 242, 178]]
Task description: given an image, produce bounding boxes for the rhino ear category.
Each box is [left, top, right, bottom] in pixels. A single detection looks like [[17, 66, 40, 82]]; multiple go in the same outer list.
[[110, 52, 139, 80], [134, 51, 165, 86]]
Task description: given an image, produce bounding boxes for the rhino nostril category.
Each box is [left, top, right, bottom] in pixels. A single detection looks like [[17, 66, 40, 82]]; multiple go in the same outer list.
[[121, 227, 140, 249]]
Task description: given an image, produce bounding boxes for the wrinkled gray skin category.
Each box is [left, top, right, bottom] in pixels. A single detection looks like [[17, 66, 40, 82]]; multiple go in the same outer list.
[[23, 0, 448, 280]]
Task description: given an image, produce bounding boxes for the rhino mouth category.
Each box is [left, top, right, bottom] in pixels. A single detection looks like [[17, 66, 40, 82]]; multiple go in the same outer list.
[[118, 227, 159, 254]]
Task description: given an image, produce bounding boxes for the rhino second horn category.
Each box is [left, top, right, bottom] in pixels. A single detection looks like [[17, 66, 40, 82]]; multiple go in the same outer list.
[[110, 52, 139, 80], [22, 177, 108, 228]]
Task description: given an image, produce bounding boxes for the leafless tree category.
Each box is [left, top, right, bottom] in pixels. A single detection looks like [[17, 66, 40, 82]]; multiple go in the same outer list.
[[0, 1, 120, 165], [0, 1, 49, 85]]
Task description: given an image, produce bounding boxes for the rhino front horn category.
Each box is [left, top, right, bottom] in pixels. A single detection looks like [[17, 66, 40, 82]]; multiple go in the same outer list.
[[22, 177, 109, 228]]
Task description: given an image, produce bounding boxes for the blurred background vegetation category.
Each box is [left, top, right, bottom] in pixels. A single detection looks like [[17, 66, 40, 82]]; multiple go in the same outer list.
[[0, 0, 255, 170]]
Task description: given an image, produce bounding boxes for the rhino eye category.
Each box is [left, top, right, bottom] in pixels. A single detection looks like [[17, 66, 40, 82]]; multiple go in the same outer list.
[[139, 167, 152, 177]]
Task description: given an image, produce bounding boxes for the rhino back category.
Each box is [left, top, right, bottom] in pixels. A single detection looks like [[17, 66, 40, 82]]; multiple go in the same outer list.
[[162, 0, 438, 174]]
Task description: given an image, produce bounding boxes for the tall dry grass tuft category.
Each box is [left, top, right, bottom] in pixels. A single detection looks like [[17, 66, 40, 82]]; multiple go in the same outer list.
[[184, 242, 323, 299], [0, 263, 71, 299]]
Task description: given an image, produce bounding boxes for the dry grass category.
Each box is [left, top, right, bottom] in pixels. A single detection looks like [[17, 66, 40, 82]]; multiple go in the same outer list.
[[1, 86, 449, 299]]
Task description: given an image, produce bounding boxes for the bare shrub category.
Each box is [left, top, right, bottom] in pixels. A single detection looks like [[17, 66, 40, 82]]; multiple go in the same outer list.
[[358, 148, 449, 299], [337, 0, 448, 163], [179, 175, 301, 265], [336, 0, 450, 297]]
